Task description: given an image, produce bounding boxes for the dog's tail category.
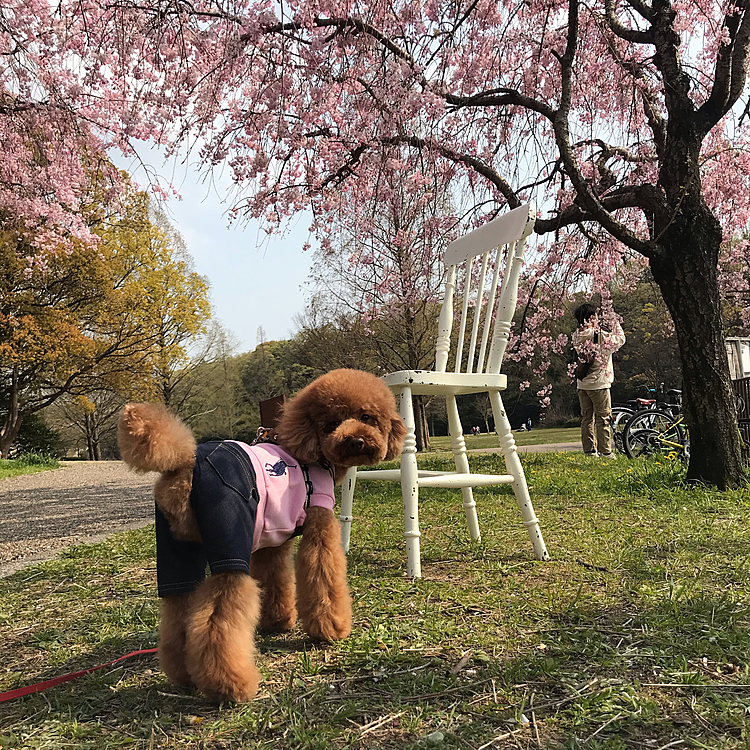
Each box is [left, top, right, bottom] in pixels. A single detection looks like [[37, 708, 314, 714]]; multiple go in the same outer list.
[[117, 403, 197, 473]]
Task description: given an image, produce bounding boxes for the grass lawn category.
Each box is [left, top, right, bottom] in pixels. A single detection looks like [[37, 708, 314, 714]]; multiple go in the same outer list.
[[429, 427, 581, 451], [0, 455, 59, 480], [1, 452, 749, 749]]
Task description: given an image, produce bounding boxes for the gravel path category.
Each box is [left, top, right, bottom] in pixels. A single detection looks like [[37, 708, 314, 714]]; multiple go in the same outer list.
[[0, 461, 156, 578]]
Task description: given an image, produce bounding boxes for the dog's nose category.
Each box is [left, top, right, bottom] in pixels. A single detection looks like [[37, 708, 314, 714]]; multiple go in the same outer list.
[[348, 436, 365, 453]]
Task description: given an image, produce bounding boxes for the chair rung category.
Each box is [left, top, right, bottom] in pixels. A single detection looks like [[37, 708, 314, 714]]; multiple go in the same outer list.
[[356, 469, 402, 481], [417, 473, 515, 488], [355, 469, 467, 481], [355, 469, 516, 488]]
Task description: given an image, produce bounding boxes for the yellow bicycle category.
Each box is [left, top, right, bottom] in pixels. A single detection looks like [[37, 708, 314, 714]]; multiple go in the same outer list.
[[622, 408, 690, 460]]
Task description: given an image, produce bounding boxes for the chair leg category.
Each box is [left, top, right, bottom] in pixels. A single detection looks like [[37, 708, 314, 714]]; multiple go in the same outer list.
[[490, 391, 550, 561], [340, 467, 356, 553], [398, 386, 422, 578], [446, 395, 481, 541]]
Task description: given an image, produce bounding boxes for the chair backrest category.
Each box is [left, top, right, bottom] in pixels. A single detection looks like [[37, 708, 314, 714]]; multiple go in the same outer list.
[[435, 203, 536, 375]]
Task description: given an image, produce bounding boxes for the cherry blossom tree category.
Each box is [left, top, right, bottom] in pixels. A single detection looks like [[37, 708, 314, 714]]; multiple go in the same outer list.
[[2, 0, 749, 486]]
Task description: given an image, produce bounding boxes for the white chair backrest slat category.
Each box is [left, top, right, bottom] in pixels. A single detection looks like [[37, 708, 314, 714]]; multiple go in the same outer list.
[[436, 204, 536, 376], [453, 257, 474, 374], [435, 265, 456, 373], [444, 204, 533, 266], [466, 250, 491, 373], [476, 245, 506, 373], [488, 234, 528, 372]]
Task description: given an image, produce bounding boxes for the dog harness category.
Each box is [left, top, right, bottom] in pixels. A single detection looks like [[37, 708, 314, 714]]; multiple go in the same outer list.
[[155, 440, 335, 597]]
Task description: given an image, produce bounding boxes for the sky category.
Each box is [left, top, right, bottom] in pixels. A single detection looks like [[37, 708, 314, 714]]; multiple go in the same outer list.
[[116, 144, 316, 355]]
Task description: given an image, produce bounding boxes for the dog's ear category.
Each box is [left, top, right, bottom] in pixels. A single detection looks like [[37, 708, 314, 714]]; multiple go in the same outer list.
[[275, 393, 322, 464], [385, 414, 407, 460]]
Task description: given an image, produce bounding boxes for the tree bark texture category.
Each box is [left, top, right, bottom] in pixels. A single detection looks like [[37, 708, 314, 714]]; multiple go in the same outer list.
[[649, 202, 745, 489], [414, 395, 431, 452], [0, 370, 23, 458]]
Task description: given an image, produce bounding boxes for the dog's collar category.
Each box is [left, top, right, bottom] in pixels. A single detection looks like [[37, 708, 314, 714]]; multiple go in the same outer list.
[[252, 426, 278, 445]]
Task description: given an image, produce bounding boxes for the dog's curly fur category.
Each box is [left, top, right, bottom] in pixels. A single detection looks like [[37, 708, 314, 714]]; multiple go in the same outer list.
[[118, 368, 405, 702]]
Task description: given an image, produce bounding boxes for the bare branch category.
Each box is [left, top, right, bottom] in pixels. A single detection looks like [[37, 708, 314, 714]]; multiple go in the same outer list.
[[625, 0, 656, 22], [445, 88, 555, 120]]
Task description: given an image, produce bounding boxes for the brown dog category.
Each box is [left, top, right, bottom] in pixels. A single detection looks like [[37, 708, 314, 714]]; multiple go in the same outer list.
[[117, 368, 405, 702]]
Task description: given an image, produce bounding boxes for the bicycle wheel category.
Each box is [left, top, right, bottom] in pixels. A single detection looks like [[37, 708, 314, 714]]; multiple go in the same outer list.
[[623, 409, 688, 459], [611, 406, 634, 453]]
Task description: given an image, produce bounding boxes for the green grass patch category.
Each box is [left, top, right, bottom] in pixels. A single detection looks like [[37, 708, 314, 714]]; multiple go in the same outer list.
[[429, 427, 580, 451], [1, 453, 749, 748], [0, 454, 59, 480]]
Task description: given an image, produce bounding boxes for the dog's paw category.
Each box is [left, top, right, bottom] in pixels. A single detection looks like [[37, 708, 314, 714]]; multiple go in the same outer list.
[[258, 610, 297, 634], [303, 611, 352, 642], [211, 670, 261, 703], [191, 662, 261, 703]]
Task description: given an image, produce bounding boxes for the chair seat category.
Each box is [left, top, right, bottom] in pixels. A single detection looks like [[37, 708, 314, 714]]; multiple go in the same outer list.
[[383, 370, 507, 395]]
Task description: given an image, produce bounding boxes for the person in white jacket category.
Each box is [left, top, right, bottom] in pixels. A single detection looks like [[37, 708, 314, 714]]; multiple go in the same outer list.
[[572, 302, 626, 457]]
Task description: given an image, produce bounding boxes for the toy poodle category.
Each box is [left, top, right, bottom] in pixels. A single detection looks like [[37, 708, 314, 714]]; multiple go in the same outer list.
[[117, 368, 406, 702]]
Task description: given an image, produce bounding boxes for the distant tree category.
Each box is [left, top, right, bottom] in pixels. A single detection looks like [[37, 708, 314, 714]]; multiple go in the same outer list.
[[186, 327, 245, 440], [305, 176, 450, 449], [91, 194, 213, 407], [293, 304, 378, 374], [0, 187, 212, 457], [611, 273, 682, 399], [53, 392, 123, 460], [237, 337, 317, 434]]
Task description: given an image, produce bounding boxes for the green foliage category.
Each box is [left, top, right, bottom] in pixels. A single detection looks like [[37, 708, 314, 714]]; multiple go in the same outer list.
[[14, 412, 64, 457], [240, 339, 316, 407], [0, 453, 58, 478], [611, 270, 682, 401]]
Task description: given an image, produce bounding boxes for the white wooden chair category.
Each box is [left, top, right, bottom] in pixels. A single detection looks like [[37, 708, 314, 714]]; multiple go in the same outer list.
[[340, 203, 550, 577]]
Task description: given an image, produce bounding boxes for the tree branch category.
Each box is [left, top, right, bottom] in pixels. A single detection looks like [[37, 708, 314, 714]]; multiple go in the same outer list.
[[383, 135, 521, 208], [698, 0, 750, 133], [444, 88, 555, 120], [650, 0, 693, 118], [604, 0, 654, 43], [625, 0, 656, 22], [552, 0, 654, 255]]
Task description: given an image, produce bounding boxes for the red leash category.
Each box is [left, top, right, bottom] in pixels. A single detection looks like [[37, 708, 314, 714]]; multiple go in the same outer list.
[[0, 648, 158, 702]]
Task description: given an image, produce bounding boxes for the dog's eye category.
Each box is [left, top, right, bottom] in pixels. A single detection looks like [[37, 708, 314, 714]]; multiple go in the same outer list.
[[360, 414, 372, 423], [324, 420, 341, 434]]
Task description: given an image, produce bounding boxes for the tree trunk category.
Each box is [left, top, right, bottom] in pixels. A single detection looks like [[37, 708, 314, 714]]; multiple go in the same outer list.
[[0, 369, 23, 458], [91, 418, 102, 461], [414, 396, 431, 452], [85, 414, 95, 460], [0, 416, 22, 458], [649, 208, 745, 489]]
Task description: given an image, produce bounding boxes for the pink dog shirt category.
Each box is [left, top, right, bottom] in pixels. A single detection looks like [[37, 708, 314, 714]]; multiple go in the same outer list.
[[229, 441, 336, 550], [155, 439, 335, 597]]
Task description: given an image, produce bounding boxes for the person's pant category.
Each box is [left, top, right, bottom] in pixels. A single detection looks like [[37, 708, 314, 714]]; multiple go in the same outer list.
[[578, 388, 612, 455]]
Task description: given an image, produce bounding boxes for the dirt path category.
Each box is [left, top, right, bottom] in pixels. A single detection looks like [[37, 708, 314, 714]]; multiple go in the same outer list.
[[0, 461, 156, 578]]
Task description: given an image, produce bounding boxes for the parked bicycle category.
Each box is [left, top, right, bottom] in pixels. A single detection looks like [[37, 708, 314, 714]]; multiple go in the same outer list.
[[611, 384, 681, 454], [621, 388, 689, 460]]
